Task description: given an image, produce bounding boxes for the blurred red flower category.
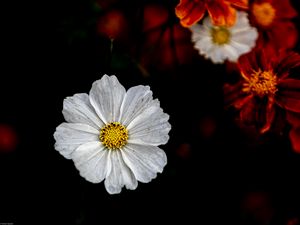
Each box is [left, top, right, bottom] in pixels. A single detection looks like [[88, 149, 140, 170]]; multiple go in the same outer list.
[[97, 10, 128, 40], [135, 4, 195, 71], [224, 48, 300, 152], [175, 0, 248, 27], [250, 0, 298, 50], [0, 124, 18, 153]]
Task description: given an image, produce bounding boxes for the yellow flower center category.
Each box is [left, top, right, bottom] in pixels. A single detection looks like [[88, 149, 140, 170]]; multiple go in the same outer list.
[[211, 27, 231, 45], [100, 122, 128, 149], [252, 2, 276, 27], [243, 70, 278, 97]]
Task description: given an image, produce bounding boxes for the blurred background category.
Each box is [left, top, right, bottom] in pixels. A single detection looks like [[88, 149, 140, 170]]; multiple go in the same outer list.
[[1, 0, 300, 224]]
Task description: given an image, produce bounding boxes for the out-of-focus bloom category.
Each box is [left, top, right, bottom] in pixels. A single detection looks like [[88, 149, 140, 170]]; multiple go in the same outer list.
[[250, 0, 298, 50], [0, 124, 18, 153], [175, 0, 248, 27], [97, 10, 128, 40], [241, 192, 274, 225], [54, 75, 171, 194], [190, 12, 258, 64], [224, 48, 300, 152], [136, 4, 195, 71]]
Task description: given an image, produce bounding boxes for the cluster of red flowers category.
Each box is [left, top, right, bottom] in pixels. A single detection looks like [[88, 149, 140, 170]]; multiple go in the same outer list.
[[175, 0, 300, 152]]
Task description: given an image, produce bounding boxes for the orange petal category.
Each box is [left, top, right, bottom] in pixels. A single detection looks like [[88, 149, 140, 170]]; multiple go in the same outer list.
[[175, 0, 193, 19], [175, 0, 206, 27], [207, 0, 236, 26]]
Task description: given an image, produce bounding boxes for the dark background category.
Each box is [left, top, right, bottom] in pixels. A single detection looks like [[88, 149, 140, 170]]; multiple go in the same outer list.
[[1, 0, 300, 224]]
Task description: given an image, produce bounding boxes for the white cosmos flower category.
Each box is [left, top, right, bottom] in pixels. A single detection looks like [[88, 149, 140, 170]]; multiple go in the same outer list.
[[54, 75, 171, 194], [190, 11, 258, 64]]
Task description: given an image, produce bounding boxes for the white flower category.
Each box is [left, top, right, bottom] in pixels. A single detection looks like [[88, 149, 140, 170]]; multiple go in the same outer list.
[[190, 12, 258, 64], [54, 75, 171, 194]]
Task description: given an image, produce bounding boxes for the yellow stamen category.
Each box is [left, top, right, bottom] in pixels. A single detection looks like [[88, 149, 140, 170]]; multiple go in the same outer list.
[[100, 122, 128, 150], [252, 2, 276, 27], [243, 70, 278, 97], [211, 27, 231, 45]]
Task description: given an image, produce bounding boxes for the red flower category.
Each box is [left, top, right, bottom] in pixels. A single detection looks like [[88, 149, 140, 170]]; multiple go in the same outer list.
[[133, 4, 195, 71], [175, 0, 248, 27], [224, 48, 300, 152], [97, 10, 128, 40], [250, 0, 298, 50]]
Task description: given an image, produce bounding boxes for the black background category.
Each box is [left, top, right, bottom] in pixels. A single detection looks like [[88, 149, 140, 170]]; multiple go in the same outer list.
[[1, 0, 300, 224]]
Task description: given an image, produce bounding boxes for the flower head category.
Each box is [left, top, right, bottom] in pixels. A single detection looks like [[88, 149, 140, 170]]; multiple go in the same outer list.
[[250, 0, 298, 50], [175, 0, 248, 27], [190, 12, 258, 64], [54, 75, 171, 194], [224, 48, 300, 151]]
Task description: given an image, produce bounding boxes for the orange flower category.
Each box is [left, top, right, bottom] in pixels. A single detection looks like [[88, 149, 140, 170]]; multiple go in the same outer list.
[[250, 0, 298, 50], [224, 48, 300, 152], [175, 0, 248, 27]]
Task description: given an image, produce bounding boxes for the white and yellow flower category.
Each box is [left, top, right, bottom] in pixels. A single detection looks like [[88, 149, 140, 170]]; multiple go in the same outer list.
[[54, 75, 171, 194], [190, 12, 258, 64]]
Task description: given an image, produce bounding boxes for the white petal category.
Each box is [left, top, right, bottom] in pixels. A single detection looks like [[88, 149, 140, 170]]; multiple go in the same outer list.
[[127, 103, 171, 146], [72, 141, 111, 183], [62, 93, 104, 129], [223, 45, 239, 62], [207, 45, 227, 63], [119, 85, 154, 126], [104, 150, 138, 194], [229, 41, 251, 56], [54, 123, 99, 159], [190, 24, 209, 39], [194, 36, 212, 52], [89, 75, 126, 123], [231, 28, 258, 47], [230, 12, 250, 33], [121, 143, 167, 183], [202, 15, 213, 29]]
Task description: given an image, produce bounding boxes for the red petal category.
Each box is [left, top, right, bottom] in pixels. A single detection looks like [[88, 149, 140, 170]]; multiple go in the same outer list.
[[238, 48, 271, 78], [286, 111, 300, 127], [207, 0, 236, 26], [224, 82, 250, 108], [275, 51, 300, 78], [227, 0, 248, 9], [175, 0, 206, 27], [277, 78, 300, 113], [276, 79, 300, 113], [238, 52, 259, 79], [273, 0, 298, 19], [278, 79, 300, 91], [289, 127, 300, 153], [260, 96, 275, 133], [240, 97, 257, 124], [240, 96, 275, 132], [268, 21, 298, 50]]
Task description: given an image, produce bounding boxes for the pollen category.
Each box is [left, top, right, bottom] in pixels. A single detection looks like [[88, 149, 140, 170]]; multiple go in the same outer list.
[[100, 122, 128, 150], [243, 70, 278, 97], [211, 27, 231, 45], [252, 2, 276, 27]]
